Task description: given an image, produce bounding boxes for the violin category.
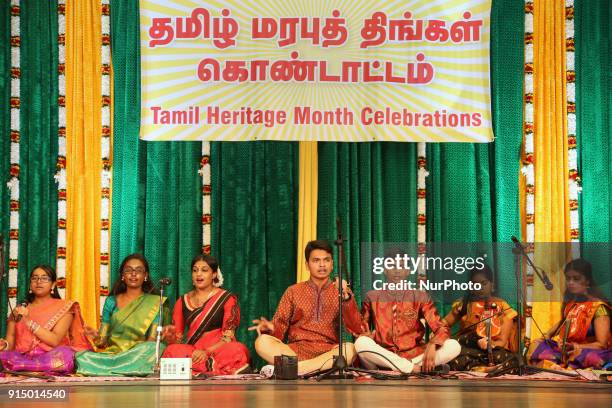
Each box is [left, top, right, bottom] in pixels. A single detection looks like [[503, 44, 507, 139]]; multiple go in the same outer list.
[[474, 300, 502, 339]]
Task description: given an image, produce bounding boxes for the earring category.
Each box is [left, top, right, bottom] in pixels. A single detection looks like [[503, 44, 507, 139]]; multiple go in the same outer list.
[[144, 277, 148, 282], [29, 289, 33, 294]]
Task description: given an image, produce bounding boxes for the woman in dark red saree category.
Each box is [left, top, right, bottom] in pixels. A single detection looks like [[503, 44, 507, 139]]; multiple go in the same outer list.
[[162, 254, 250, 375]]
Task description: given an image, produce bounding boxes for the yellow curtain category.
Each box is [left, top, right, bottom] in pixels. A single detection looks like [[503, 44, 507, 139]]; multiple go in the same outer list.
[[65, 0, 102, 326], [296, 142, 318, 282], [532, 0, 570, 331]]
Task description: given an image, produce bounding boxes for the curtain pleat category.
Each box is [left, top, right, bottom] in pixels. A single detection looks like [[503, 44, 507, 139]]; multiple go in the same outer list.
[[109, 0, 202, 309], [317, 142, 418, 304], [531, 0, 570, 330], [576, 0, 612, 295], [0, 1, 11, 336], [296, 141, 318, 282], [65, 0, 101, 325], [17, 0, 59, 299], [212, 141, 299, 366]]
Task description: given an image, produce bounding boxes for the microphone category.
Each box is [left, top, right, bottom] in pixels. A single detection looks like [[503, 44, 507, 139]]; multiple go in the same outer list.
[[159, 277, 172, 286], [14, 301, 28, 322]]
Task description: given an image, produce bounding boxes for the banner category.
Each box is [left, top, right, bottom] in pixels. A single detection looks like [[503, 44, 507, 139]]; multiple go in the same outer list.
[[140, 0, 493, 142]]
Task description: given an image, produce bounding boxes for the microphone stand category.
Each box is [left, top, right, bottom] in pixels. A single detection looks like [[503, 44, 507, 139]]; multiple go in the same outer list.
[[316, 217, 351, 380], [153, 280, 169, 374], [487, 239, 578, 378]]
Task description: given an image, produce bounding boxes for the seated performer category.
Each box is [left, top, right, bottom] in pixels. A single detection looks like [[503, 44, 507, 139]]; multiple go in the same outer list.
[[249, 240, 359, 375], [342, 253, 461, 373], [76, 253, 169, 376], [0, 265, 90, 375], [162, 254, 250, 375], [529, 258, 611, 369], [443, 265, 518, 371]]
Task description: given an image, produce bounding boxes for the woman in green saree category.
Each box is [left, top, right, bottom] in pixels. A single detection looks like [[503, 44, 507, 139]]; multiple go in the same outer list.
[[76, 253, 168, 376]]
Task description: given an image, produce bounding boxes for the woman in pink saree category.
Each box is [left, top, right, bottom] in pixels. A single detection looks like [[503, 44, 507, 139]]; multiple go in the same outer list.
[[0, 265, 91, 375], [162, 254, 250, 375]]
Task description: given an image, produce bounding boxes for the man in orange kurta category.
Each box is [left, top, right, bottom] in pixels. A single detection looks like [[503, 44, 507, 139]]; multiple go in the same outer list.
[[250, 240, 360, 375]]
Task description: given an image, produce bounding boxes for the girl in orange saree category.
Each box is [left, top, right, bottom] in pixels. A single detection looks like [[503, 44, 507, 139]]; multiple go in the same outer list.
[[0, 265, 90, 375], [162, 255, 250, 375], [529, 259, 611, 369]]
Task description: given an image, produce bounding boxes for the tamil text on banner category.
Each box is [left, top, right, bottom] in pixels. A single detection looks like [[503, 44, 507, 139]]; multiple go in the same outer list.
[[140, 0, 493, 142]]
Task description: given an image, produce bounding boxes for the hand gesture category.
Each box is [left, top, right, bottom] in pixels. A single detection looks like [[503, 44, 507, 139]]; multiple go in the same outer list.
[[192, 350, 209, 365], [477, 337, 489, 350], [248, 317, 274, 336], [12, 305, 28, 321], [422, 343, 437, 372], [333, 278, 352, 300], [84, 325, 100, 342], [162, 325, 177, 343]]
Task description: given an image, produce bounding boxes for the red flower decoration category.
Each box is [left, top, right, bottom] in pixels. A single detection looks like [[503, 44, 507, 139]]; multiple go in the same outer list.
[[11, 5, 20, 15], [10, 200, 19, 211], [10, 36, 20, 47], [417, 188, 426, 199], [201, 156, 210, 166], [202, 214, 212, 224], [10, 97, 20, 108], [58, 63, 65, 75], [10, 130, 20, 142], [10, 164, 20, 177], [202, 245, 211, 254], [11, 67, 20, 78], [57, 247, 67, 257], [524, 62, 533, 74], [202, 185, 212, 194]]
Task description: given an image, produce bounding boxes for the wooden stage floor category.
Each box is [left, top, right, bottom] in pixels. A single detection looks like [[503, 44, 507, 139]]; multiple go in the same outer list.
[[1, 379, 611, 408]]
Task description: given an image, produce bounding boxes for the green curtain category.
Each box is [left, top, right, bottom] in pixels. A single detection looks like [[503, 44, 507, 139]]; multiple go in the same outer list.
[[317, 142, 418, 305], [0, 1, 10, 336], [17, 0, 59, 299], [576, 0, 612, 297], [426, 0, 524, 312], [211, 141, 299, 367], [110, 0, 202, 304]]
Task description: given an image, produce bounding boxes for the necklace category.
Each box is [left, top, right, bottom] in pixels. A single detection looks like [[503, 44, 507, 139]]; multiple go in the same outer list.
[[191, 289, 216, 308]]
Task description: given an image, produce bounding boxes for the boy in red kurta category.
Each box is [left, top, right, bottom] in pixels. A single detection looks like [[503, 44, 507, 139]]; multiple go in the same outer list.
[[250, 240, 360, 375]]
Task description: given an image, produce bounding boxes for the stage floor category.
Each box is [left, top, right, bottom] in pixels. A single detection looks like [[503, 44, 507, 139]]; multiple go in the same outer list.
[[1, 379, 611, 408]]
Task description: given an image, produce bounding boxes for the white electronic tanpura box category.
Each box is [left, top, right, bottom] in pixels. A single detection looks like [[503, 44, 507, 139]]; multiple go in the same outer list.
[[160, 358, 192, 380]]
